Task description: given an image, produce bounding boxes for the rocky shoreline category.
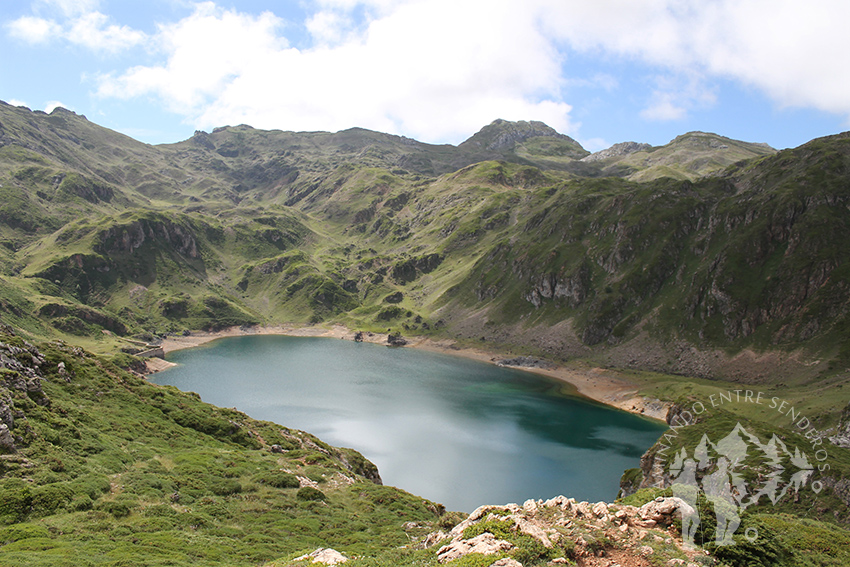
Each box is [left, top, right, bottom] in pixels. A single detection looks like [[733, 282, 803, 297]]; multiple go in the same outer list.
[[146, 324, 670, 422]]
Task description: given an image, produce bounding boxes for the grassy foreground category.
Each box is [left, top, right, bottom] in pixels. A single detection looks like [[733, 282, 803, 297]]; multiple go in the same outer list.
[[0, 329, 445, 566]]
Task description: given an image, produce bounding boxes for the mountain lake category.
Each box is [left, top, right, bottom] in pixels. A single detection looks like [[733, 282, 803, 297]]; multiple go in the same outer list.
[[151, 335, 667, 512]]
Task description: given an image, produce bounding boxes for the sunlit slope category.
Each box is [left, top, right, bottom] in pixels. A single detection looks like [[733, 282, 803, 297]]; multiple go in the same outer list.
[[2, 102, 849, 385]]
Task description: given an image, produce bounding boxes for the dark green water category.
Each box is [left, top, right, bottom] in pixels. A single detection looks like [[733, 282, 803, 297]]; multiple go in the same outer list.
[[153, 335, 665, 512]]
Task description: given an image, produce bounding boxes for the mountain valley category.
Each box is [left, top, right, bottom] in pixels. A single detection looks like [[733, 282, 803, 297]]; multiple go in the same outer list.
[[1, 99, 850, 566]]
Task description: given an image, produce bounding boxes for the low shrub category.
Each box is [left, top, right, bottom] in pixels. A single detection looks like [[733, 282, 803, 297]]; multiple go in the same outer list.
[[0, 480, 33, 522], [209, 479, 242, 496], [254, 471, 300, 489], [0, 523, 49, 544], [296, 487, 326, 502], [96, 501, 132, 518], [31, 483, 74, 515]]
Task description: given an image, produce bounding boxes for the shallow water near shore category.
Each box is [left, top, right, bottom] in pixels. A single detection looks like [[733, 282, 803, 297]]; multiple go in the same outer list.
[[153, 335, 666, 512]]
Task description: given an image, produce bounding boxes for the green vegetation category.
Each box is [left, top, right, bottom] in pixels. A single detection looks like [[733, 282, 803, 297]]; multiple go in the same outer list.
[[0, 331, 444, 566], [2, 102, 850, 566]]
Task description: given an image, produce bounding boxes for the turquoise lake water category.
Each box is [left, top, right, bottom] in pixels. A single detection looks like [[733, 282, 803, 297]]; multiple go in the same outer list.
[[152, 335, 666, 512]]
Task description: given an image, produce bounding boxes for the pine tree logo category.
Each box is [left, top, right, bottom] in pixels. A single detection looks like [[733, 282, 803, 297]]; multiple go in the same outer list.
[[669, 423, 815, 547]]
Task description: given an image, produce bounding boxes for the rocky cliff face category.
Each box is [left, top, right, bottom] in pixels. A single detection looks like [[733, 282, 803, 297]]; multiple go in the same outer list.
[[95, 217, 200, 259], [441, 135, 850, 375], [460, 119, 582, 152], [0, 328, 50, 452], [582, 142, 652, 162]]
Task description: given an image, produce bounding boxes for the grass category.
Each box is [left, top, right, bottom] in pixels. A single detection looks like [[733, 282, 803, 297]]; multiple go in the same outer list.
[[3, 103, 850, 564], [0, 331, 446, 566]]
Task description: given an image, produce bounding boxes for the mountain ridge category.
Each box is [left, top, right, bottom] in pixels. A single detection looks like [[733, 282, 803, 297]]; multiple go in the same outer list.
[[0, 100, 846, 385], [3, 99, 850, 566]]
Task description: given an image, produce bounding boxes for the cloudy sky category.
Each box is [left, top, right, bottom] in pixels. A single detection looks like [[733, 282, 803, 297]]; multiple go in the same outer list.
[[2, 0, 849, 151]]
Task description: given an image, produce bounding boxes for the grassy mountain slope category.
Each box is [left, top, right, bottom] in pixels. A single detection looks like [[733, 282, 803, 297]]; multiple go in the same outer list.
[[2, 328, 848, 567], [584, 131, 776, 181], [3, 101, 850, 565], [0, 104, 846, 383], [0, 329, 445, 566]]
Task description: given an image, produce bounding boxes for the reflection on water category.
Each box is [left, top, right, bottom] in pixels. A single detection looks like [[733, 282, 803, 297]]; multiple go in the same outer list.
[[153, 335, 666, 512]]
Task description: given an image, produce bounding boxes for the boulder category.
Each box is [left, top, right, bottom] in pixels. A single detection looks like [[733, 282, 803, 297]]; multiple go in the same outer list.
[[0, 423, 15, 452], [437, 533, 514, 562], [294, 548, 348, 565], [387, 333, 408, 346]]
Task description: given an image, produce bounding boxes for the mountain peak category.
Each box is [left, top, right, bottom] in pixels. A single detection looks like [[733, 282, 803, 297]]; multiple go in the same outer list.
[[460, 119, 581, 152]]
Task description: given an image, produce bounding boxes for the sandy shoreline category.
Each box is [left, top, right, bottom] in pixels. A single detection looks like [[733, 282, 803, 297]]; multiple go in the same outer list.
[[148, 325, 671, 422]]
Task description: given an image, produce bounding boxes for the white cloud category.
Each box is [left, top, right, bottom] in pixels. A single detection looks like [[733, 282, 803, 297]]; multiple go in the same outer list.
[[99, 3, 285, 111], [8, 99, 31, 108], [640, 72, 718, 122], [540, 0, 850, 119], [89, 0, 850, 142], [66, 11, 146, 52], [641, 97, 685, 122], [6, 2, 143, 53], [5, 16, 61, 44], [37, 0, 100, 17], [305, 10, 350, 45], [97, 0, 577, 143], [44, 100, 70, 113]]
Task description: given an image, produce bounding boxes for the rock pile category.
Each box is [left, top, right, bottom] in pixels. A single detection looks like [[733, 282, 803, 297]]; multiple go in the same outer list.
[[0, 332, 49, 452], [422, 496, 708, 567]]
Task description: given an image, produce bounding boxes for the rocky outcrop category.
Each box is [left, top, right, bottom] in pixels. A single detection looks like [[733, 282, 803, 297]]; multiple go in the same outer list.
[[387, 333, 408, 346], [392, 254, 443, 283], [294, 548, 348, 565], [423, 496, 706, 566], [829, 403, 850, 448], [523, 263, 590, 309], [95, 216, 200, 259], [460, 119, 587, 157], [383, 291, 404, 304], [39, 303, 128, 335], [495, 356, 555, 370], [437, 532, 514, 562], [582, 141, 652, 162], [56, 173, 114, 203], [0, 331, 50, 452]]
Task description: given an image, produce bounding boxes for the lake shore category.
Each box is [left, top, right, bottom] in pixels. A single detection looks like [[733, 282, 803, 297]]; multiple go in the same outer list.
[[150, 325, 671, 422]]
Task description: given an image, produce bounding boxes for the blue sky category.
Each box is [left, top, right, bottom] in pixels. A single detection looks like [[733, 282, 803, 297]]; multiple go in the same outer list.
[[2, 0, 849, 152]]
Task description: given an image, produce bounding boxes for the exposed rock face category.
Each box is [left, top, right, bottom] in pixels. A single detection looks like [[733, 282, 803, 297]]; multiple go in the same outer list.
[[38, 303, 128, 335], [0, 331, 50, 452], [437, 532, 514, 562], [523, 263, 590, 309], [461, 119, 586, 156], [423, 496, 705, 566], [828, 403, 850, 448], [582, 141, 652, 162], [495, 356, 555, 370], [383, 291, 404, 304], [392, 254, 443, 283], [95, 217, 200, 259], [387, 333, 408, 346], [294, 548, 348, 565], [457, 141, 850, 361]]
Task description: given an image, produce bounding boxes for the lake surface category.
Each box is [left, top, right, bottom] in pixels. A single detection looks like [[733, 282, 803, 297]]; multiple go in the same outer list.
[[153, 335, 666, 512]]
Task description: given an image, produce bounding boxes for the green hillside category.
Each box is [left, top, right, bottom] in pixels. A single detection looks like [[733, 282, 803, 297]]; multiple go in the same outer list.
[[2, 100, 850, 566], [1, 101, 849, 412]]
